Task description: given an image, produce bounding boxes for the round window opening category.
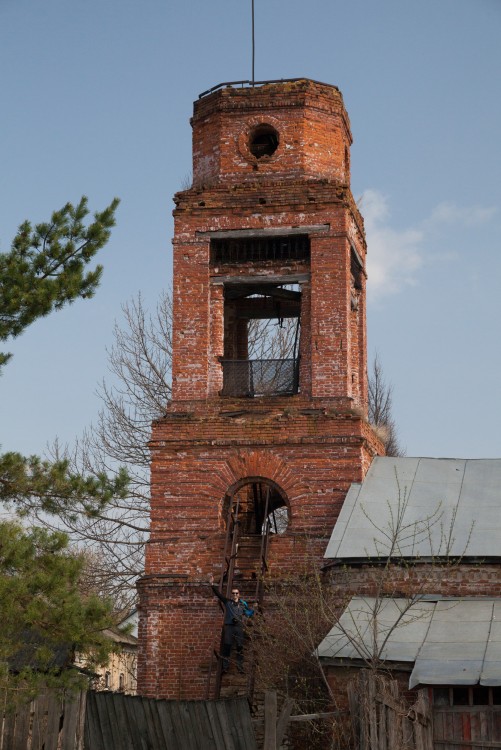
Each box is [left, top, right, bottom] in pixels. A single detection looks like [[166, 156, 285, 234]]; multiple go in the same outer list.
[[249, 124, 279, 159]]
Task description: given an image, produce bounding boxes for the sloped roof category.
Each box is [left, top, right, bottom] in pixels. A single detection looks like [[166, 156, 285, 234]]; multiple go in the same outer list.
[[317, 596, 501, 689], [325, 457, 501, 560]]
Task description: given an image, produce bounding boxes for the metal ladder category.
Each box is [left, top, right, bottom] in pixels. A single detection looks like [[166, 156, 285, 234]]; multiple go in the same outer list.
[[206, 485, 272, 700]]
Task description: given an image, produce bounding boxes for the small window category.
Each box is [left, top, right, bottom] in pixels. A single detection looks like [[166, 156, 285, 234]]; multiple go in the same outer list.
[[434, 686, 498, 707], [104, 671, 111, 689], [432, 688, 450, 707], [472, 687, 490, 706], [452, 687, 470, 706], [249, 124, 279, 158], [119, 673, 125, 692], [350, 247, 363, 290], [492, 687, 501, 705]]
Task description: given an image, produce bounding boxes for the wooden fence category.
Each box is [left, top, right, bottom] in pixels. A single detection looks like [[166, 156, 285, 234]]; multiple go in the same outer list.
[[0, 689, 86, 750], [347, 671, 433, 750], [433, 704, 501, 749], [0, 689, 257, 750]]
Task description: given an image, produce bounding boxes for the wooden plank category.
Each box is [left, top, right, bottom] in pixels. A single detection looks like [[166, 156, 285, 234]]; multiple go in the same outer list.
[[92, 691, 117, 749], [434, 740, 501, 748], [368, 673, 378, 750], [110, 693, 136, 750], [211, 273, 310, 286], [191, 703, 218, 750], [10, 699, 31, 750], [2, 708, 18, 750], [412, 692, 430, 750], [139, 696, 162, 749], [170, 701, 192, 750], [146, 698, 170, 749], [60, 691, 85, 750], [288, 711, 343, 722], [197, 225, 330, 239], [387, 680, 400, 750], [205, 700, 227, 750], [402, 716, 413, 749], [156, 700, 181, 748], [263, 691, 277, 750], [177, 701, 200, 750], [84, 691, 103, 750], [31, 690, 49, 750], [127, 696, 150, 750], [214, 699, 237, 750], [102, 691, 129, 749], [275, 697, 294, 749], [227, 699, 257, 750], [75, 690, 88, 750], [182, 703, 203, 750], [44, 692, 63, 750], [379, 701, 387, 750], [125, 695, 151, 750]]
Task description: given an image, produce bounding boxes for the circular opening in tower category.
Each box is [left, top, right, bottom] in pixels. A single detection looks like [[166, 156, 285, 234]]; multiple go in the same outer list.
[[249, 124, 279, 159]]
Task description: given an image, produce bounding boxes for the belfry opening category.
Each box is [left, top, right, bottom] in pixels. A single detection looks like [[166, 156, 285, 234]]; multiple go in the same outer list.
[[221, 278, 302, 398]]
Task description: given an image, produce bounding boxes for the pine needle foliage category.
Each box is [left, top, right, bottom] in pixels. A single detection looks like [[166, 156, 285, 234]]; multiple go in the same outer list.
[[0, 521, 115, 701], [0, 196, 119, 369]]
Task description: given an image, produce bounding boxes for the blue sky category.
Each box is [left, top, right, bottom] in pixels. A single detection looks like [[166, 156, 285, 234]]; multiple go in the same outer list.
[[1, 0, 500, 459]]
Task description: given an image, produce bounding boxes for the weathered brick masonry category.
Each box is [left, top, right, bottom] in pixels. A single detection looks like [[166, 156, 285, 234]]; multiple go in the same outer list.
[[138, 80, 383, 699]]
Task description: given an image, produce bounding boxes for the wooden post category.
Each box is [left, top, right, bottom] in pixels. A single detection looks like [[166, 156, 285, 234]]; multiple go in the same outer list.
[[275, 698, 294, 748], [264, 691, 277, 750]]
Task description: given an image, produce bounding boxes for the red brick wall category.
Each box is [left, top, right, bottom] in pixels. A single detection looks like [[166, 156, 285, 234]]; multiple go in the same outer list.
[[327, 561, 501, 601], [138, 79, 383, 699], [191, 80, 352, 187], [171, 190, 367, 404]]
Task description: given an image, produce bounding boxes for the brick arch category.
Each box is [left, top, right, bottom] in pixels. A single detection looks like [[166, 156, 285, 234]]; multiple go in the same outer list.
[[195, 449, 307, 528], [228, 450, 302, 498]]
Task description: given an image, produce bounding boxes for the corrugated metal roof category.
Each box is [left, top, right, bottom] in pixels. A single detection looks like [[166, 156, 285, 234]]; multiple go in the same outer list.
[[325, 457, 501, 560], [317, 597, 501, 689]]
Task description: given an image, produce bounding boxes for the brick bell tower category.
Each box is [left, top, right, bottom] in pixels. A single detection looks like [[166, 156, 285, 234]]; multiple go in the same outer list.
[[138, 79, 383, 699]]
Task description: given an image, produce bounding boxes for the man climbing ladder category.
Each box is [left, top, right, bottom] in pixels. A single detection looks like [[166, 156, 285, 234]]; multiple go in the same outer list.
[[209, 574, 254, 673]]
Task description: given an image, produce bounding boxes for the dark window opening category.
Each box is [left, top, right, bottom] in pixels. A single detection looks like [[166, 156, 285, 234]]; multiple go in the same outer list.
[[224, 480, 289, 537], [453, 687, 470, 706], [249, 124, 279, 158], [351, 246, 363, 291], [221, 282, 301, 397], [473, 687, 490, 706], [211, 235, 310, 266], [433, 686, 501, 707]]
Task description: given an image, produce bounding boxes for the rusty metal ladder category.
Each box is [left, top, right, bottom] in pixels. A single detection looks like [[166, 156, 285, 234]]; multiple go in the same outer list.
[[206, 485, 272, 700]]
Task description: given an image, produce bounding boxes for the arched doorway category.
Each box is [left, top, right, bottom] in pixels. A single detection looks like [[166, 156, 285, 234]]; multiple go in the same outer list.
[[223, 477, 290, 536], [218, 477, 289, 599]]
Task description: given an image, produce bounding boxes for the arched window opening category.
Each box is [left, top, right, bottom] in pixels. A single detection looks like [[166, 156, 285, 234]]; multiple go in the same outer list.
[[218, 478, 289, 609], [223, 479, 289, 537]]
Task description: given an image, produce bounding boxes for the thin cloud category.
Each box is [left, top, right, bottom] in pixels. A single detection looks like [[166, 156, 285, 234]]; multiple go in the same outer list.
[[426, 201, 497, 228], [361, 190, 497, 301], [362, 189, 423, 301]]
